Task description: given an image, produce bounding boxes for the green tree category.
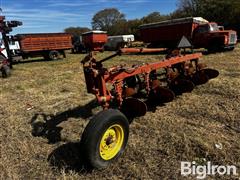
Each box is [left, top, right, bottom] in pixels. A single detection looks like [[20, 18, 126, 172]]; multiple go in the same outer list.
[[92, 8, 126, 35], [64, 27, 90, 36], [141, 12, 169, 24], [173, 0, 240, 34], [174, 0, 240, 24], [125, 19, 143, 40]]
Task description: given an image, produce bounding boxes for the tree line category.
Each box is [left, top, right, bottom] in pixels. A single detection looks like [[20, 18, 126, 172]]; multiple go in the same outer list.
[[65, 0, 240, 39]]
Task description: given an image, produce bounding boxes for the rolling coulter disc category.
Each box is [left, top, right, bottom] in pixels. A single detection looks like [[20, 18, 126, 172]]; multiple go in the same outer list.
[[191, 71, 209, 85], [170, 78, 195, 95], [121, 98, 147, 118], [202, 68, 219, 79], [148, 86, 175, 105]]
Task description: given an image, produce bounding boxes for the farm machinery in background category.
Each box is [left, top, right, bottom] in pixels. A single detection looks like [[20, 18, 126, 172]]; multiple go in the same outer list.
[[80, 47, 219, 169], [0, 16, 73, 75], [72, 30, 108, 53], [104, 34, 135, 51], [11, 33, 73, 60], [140, 17, 238, 52], [0, 16, 22, 77], [72, 32, 135, 53]]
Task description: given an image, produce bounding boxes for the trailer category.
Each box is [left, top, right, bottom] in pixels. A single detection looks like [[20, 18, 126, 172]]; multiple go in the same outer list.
[[104, 34, 135, 51], [139, 17, 237, 52], [13, 33, 73, 60], [81, 30, 108, 51]]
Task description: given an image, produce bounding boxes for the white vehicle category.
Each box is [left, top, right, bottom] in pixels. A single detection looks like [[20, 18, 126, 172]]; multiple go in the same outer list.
[[0, 38, 20, 58], [104, 34, 135, 51], [9, 40, 20, 55]]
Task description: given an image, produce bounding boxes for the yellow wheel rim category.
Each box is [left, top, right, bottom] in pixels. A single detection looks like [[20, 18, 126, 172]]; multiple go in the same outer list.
[[99, 124, 124, 160]]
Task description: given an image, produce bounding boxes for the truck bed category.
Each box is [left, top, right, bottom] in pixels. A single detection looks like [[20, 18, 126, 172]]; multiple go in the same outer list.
[[139, 17, 208, 47], [15, 33, 72, 52]]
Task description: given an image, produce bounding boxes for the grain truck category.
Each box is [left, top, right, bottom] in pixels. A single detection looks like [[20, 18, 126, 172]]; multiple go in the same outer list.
[[12, 33, 73, 60], [139, 17, 237, 52]]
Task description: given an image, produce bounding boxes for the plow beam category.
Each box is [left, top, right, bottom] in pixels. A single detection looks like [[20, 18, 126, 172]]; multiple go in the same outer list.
[[119, 48, 166, 54], [106, 53, 202, 82]]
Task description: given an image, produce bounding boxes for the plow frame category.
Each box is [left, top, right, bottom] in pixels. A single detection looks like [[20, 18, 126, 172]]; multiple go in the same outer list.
[[82, 50, 202, 109], [80, 48, 219, 169]]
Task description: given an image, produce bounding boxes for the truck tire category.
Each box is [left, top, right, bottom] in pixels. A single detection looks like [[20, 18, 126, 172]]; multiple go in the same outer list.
[[228, 47, 235, 51], [1, 64, 11, 78], [48, 50, 60, 60], [207, 45, 218, 53], [207, 41, 222, 53], [81, 109, 129, 169]]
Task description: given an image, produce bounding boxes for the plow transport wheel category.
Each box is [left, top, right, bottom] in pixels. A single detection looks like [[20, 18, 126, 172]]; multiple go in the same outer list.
[[81, 109, 129, 169]]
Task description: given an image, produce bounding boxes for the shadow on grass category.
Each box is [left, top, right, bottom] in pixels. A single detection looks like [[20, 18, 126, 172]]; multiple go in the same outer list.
[[48, 142, 93, 173], [30, 100, 99, 144], [13, 58, 47, 64], [13, 58, 64, 64], [46, 101, 166, 173]]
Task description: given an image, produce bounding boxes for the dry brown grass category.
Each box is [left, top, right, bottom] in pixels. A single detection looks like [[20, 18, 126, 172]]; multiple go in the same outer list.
[[0, 46, 240, 179]]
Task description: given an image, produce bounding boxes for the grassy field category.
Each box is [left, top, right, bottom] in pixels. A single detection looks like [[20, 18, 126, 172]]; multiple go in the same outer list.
[[0, 46, 240, 179]]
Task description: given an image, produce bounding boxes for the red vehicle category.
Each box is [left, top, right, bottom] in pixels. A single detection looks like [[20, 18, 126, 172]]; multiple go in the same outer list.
[[82, 30, 108, 51], [139, 17, 237, 52], [13, 33, 73, 60]]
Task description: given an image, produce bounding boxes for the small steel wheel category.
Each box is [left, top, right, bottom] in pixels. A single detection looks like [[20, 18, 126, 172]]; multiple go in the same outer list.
[[99, 124, 124, 160], [81, 109, 129, 169]]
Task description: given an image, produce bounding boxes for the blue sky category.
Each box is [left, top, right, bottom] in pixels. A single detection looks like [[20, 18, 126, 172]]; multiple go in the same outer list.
[[2, 0, 177, 34]]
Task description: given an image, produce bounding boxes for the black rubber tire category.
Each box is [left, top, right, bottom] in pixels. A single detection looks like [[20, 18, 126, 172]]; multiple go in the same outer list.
[[48, 50, 60, 60], [1, 64, 11, 78], [228, 47, 235, 51], [207, 42, 222, 53], [81, 109, 129, 169]]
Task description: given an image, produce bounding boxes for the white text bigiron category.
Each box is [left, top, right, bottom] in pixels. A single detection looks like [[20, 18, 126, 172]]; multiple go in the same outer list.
[[181, 161, 238, 179]]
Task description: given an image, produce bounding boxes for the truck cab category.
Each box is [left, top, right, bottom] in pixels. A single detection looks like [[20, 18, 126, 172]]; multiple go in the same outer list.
[[193, 22, 237, 51]]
